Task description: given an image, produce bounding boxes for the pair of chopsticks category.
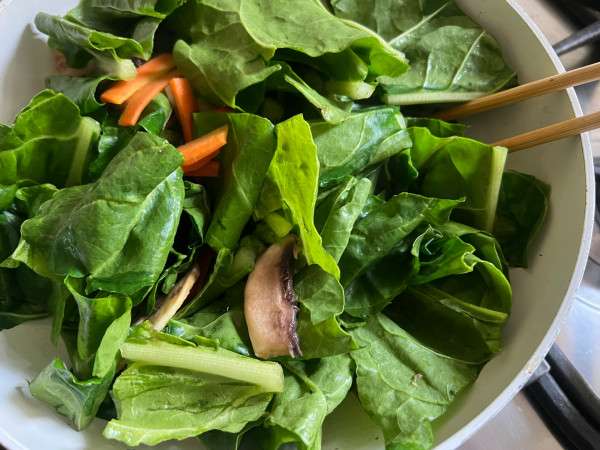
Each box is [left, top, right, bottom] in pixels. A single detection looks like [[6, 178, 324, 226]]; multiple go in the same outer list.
[[435, 62, 600, 152]]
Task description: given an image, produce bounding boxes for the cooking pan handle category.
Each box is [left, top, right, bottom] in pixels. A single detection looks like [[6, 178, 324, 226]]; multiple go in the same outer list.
[[554, 21, 600, 56]]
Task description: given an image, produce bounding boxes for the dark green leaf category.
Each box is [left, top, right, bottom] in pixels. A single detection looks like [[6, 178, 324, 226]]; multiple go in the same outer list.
[[494, 170, 550, 267], [12, 132, 185, 296], [30, 358, 115, 430]]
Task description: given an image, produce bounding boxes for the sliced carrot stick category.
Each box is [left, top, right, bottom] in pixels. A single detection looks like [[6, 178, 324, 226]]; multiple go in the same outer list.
[[136, 54, 175, 76], [101, 54, 176, 105], [179, 125, 229, 171], [119, 70, 178, 127], [186, 160, 221, 178], [169, 78, 198, 143]]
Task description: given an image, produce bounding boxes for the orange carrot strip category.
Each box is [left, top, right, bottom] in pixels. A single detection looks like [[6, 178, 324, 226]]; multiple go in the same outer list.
[[169, 78, 198, 143], [136, 54, 175, 76], [119, 70, 178, 127], [186, 160, 221, 178], [101, 54, 176, 105], [179, 125, 229, 171]]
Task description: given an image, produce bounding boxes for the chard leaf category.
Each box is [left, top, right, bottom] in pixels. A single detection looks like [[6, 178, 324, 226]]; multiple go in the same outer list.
[[494, 170, 550, 268], [266, 114, 340, 279], [311, 107, 410, 189], [198, 112, 277, 251], [30, 358, 115, 431], [406, 126, 507, 231], [104, 364, 272, 446], [331, 0, 516, 105], [350, 314, 479, 450], [263, 355, 353, 450], [0, 91, 100, 187], [11, 132, 185, 296], [339, 192, 461, 286]]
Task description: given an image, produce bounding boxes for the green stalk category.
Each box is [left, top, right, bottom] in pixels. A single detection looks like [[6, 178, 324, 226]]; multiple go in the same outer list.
[[120, 341, 284, 393]]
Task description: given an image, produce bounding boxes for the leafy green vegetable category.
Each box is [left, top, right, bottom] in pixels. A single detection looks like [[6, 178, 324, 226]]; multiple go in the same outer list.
[[315, 177, 372, 262], [494, 170, 550, 267], [406, 117, 467, 137], [11, 132, 185, 296], [350, 314, 479, 450], [339, 192, 461, 286], [138, 93, 173, 135], [0, 91, 100, 187], [103, 363, 272, 446], [65, 278, 132, 378], [82, 0, 186, 19], [263, 114, 340, 278], [311, 107, 409, 189], [46, 75, 109, 115], [172, 0, 407, 108], [294, 266, 356, 359], [406, 126, 507, 231], [30, 358, 115, 430], [196, 112, 276, 251], [263, 355, 353, 450], [332, 0, 516, 105]]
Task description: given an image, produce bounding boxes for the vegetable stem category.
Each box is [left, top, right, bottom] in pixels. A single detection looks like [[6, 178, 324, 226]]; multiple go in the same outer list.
[[120, 341, 284, 393]]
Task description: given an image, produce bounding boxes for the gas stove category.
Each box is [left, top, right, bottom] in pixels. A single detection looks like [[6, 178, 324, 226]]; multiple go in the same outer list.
[[462, 1, 600, 449]]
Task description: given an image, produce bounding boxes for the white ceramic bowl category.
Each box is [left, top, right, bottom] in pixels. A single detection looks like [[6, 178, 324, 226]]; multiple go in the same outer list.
[[0, 1, 594, 449]]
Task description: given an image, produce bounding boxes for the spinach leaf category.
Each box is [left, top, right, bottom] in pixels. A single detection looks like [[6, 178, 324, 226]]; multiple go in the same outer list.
[[266, 115, 340, 278], [350, 314, 479, 450], [82, 0, 186, 19], [332, 0, 516, 105], [315, 176, 372, 262], [103, 363, 272, 446], [195, 112, 276, 251], [406, 126, 507, 231], [494, 170, 550, 267], [339, 192, 461, 286], [406, 117, 467, 137], [0, 184, 62, 331], [65, 278, 132, 379], [12, 132, 185, 296], [172, 0, 407, 108], [46, 75, 109, 115], [263, 355, 353, 450], [311, 107, 410, 189], [137, 93, 173, 135], [295, 266, 356, 359], [0, 91, 100, 187], [30, 358, 115, 431]]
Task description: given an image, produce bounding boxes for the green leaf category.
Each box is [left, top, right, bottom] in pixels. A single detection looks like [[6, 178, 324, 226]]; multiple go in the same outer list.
[[171, 0, 407, 108], [0, 91, 100, 187], [46, 75, 109, 115], [199, 112, 277, 251], [103, 363, 272, 446], [315, 176, 372, 262], [138, 93, 173, 135], [494, 170, 550, 267], [331, 0, 516, 105], [83, 0, 186, 19], [294, 266, 356, 359], [264, 355, 353, 450], [339, 192, 461, 286], [30, 358, 115, 431], [12, 132, 185, 296], [66, 278, 132, 378], [311, 107, 410, 189], [350, 314, 479, 450], [266, 114, 340, 279], [407, 126, 507, 231]]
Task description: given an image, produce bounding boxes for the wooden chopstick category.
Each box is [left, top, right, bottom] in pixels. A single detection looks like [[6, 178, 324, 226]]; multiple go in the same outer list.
[[435, 62, 600, 121], [493, 110, 600, 152]]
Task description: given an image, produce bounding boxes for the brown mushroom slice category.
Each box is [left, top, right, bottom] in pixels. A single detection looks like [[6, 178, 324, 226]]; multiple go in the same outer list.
[[244, 235, 301, 359]]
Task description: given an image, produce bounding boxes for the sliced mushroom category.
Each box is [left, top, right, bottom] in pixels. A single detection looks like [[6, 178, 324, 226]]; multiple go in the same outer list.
[[244, 235, 301, 359]]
